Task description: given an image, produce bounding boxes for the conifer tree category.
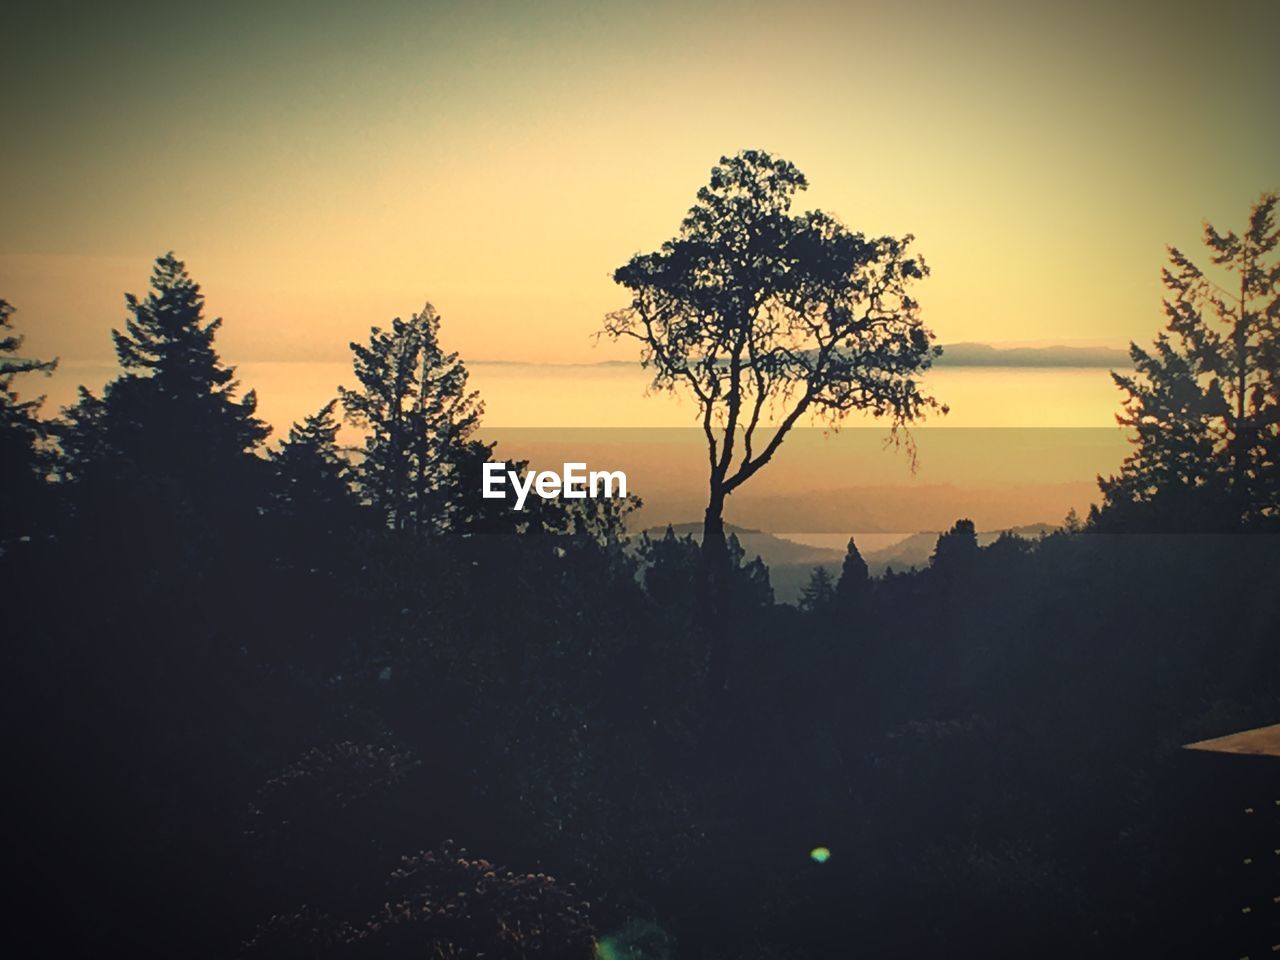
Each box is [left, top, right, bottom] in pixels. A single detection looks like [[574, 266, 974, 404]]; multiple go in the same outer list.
[[59, 253, 269, 490], [835, 536, 870, 606], [269, 400, 358, 527], [1062, 507, 1084, 534], [1094, 338, 1227, 529], [639, 526, 701, 608], [339, 304, 483, 534], [0, 299, 57, 538], [799, 565, 836, 613], [725, 532, 774, 609], [1095, 193, 1279, 530]]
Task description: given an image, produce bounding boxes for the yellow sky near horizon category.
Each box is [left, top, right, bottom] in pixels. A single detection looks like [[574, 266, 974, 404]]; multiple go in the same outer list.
[[2, 0, 1277, 369]]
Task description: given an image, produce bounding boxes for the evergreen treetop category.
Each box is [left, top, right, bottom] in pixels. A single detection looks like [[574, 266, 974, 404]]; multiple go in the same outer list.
[[1095, 194, 1279, 530], [339, 304, 483, 534], [836, 536, 870, 604], [58, 253, 269, 489]]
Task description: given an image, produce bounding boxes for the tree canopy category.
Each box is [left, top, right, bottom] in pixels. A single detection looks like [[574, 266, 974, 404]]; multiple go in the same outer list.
[[0, 299, 57, 537], [339, 304, 484, 535], [603, 150, 945, 542], [59, 253, 269, 482], [1095, 193, 1279, 531]]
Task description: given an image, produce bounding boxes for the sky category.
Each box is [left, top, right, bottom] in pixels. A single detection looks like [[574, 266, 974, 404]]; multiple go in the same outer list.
[[2, 0, 1277, 367]]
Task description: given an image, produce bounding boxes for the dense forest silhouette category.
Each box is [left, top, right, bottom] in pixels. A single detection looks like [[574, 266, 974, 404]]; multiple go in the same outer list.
[[2, 159, 1278, 958]]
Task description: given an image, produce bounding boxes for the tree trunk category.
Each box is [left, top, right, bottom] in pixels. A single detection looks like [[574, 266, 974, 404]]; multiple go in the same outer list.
[[700, 486, 731, 698], [702, 491, 727, 556]]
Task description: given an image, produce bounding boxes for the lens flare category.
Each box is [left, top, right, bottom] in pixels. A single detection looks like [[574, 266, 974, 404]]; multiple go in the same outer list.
[[809, 846, 831, 863]]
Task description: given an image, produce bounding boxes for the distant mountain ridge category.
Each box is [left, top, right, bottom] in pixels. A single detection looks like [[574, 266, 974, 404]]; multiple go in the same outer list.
[[473, 343, 1133, 369], [931, 342, 1131, 368]]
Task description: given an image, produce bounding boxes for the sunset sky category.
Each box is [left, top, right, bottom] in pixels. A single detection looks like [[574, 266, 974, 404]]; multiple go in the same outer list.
[[3, 0, 1276, 369]]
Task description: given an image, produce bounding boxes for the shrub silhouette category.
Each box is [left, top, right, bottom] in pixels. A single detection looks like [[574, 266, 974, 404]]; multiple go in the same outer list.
[[244, 842, 594, 959]]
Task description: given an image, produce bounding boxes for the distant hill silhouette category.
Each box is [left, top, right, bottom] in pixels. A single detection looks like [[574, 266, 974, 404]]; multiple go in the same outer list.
[[640, 522, 847, 569]]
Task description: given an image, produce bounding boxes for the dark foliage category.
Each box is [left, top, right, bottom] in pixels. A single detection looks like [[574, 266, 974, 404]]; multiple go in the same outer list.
[[0, 298, 57, 538], [1094, 193, 1279, 531], [243, 843, 594, 959], [4, 192, 1279, 959], [339, 304, 484, 535], [600, 149, 944, 553]]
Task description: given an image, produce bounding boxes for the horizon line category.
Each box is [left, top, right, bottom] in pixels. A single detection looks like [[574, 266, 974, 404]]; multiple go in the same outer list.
[[49, 340, 1137, 369]]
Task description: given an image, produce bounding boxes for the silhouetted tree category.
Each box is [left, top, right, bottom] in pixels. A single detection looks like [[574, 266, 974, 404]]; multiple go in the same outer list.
[[602, 150, 944, 551], [1095, 193, 1279, 530], [340, 305, 484, 534], [1093, 339, 1229, 531], [0, 299, 57, 538], [799, 565, 836, 612], [724, 532, 774, 610], [931, 518, 978, 571], [639, 525, 701, 610], [835, 536, 870, 606], [1062, 507, 1084, 534], [58, 252, 269, 495], [269, 401, 358, 522], [638, 526, 773, 613], [982, 529, 1034, 566], [602, 150, 942, 691], [264, 400, 364, 568]]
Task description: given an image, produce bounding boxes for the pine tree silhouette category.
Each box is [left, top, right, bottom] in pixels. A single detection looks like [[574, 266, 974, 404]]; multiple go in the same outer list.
[[59, 252, 269, 492], [0, 299, 57, 538], [835, 536, 870, 607], [340, 304, 483, 534]]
